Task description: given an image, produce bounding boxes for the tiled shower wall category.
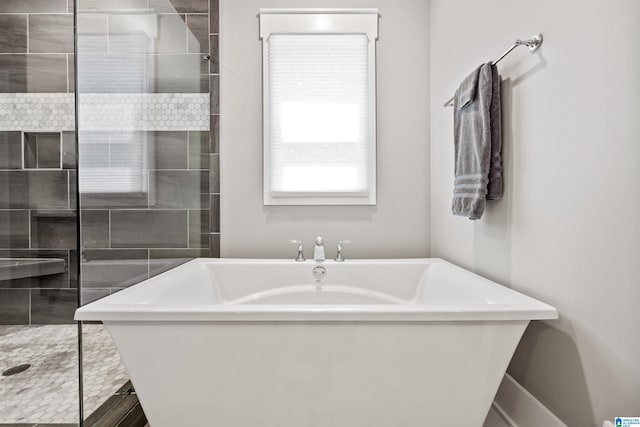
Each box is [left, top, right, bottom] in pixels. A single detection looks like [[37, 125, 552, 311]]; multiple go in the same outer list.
[[0, 0, 77, 324], [0, 0, 221, 324], [76, 0, 220, 308]]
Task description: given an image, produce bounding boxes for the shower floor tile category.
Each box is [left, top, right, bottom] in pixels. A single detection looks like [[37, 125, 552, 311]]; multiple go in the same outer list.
[[0, 324, 128, 424]]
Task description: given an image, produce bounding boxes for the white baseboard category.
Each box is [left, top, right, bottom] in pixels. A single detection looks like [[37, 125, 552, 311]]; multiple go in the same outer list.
[[491, 374, 567, 427]]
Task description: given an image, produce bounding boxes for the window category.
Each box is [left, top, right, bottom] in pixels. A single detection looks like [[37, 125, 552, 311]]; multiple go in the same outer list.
[[259, 9, 379, 205]]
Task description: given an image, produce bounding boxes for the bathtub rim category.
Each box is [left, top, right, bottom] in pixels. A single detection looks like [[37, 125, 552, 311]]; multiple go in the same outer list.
[[75, 257, 558, 322]]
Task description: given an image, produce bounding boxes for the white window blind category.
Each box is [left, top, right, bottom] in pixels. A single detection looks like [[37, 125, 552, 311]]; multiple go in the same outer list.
[[269, 34, 369, 194], [259, 9, 379, 205]]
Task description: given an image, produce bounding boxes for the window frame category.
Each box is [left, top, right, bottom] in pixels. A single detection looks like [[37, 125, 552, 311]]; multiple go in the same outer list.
[[258, 8, 379, 206]]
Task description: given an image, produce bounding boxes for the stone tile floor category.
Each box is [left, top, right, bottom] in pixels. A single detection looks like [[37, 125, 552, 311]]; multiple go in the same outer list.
[[0, 324, 128, 424]]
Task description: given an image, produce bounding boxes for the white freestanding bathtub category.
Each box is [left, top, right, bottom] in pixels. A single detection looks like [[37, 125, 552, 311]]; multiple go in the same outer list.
[[75, 258, 557, 427]]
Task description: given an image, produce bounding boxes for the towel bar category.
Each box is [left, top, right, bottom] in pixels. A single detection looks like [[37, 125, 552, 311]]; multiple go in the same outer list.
[[444, 33, 543, 107]]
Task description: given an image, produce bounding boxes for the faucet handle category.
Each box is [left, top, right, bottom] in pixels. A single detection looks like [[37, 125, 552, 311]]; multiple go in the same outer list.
[[335, 240, 351, 262], [289, 240, 305, 262]]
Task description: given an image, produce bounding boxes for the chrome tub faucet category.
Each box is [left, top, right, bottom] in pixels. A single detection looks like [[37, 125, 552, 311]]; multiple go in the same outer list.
[[335, 240, 350, 262], [289, 240, 305, 262], [314, 236, 325, 261]]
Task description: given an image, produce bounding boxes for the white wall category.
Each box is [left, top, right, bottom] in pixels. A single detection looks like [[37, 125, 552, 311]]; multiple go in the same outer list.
[[429, 1, 640, 426], [220, 0, 430, 259]]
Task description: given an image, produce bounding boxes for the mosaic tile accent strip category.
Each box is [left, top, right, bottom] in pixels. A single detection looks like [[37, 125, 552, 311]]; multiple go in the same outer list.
[[0, 93, 209, 132], [0, 324, 128, 424], [0, 93, 75, 131], [78, 93, 210, 131]]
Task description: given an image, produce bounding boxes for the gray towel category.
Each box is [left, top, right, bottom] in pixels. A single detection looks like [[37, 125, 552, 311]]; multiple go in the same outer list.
[[452, 63, 503, 219], [487, 64, 503, 200]]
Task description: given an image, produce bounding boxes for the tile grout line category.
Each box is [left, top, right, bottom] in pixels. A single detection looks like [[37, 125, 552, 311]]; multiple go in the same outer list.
[[0, 52, 219, 55], [0, 12, 73, 15], [208, 0, 214, 257], [26, 13, 30, 53], [185, 14, 189, 53], [28, 208, 32, 249], [187, 130, 191, 169], [108, 209, 112, 249], [66, 53, 70, 93], [106, 13, 110, 54]]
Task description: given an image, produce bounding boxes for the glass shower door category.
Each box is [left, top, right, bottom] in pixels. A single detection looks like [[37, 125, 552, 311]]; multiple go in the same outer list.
[[0, 1, 79, 424], [76, 0, 211, 424]]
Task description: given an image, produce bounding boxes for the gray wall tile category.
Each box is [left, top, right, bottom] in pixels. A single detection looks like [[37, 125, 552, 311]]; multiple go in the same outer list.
[[68, 170, 76, 209], [149, 250, 208, 277], [0, 0, 67, 13], [150, 0, 208, 13], [0, 53, 70, 94], [210, 75, 219, 113], [0, 210, 30, 248], [209, 34, 219, 73], [80, 192, 149, 209], [189, 210, 209, 248], [69, 249, 78, 288], [77, 13, 108, 53], [0, 53, 69, 93], [68, 53, 75, 92], [108, 14, 155, 54], [149, 170, 209, 209], [81, 288, 110, 305], [78, 135, 109, 169], [150, 247, 210, 258], [23, 133, 38, 168], [0, 289, 30, 324], [82, 249, 148, 288], [81, 210, 109, 248], [187, 14, 209, 53], [153, 54, 208, 93], [31, 288, 77, 324], [79, 53, 208, 92], [0, 131, 22, 169], [188, 131, 209, 169], [77, 53, 149, 92], [210, 194, 219, 233], [210, 233, 220, 257], [200, 193, 210, 211], [26, 54, 69, 92], [30, 211, 77, 249], [35, 133, 62, 168], [156, 14, 188, 53], [149, 249, 209, 276], [0, 273, 69, 289], [28, 14, 74, 53], [210, 0, 219, 33], [62, 131, 76, 169], [209, 154, 219, 193], [24, 132, 62, 169], [108, 12, 193, 54], [111, 210, 188, 248], [0, 15, 28, 53], [78, 0, 148, 13], [0, 171, 68, 209], [150, 131, 188, 169], [210, 115, 219, 153]]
